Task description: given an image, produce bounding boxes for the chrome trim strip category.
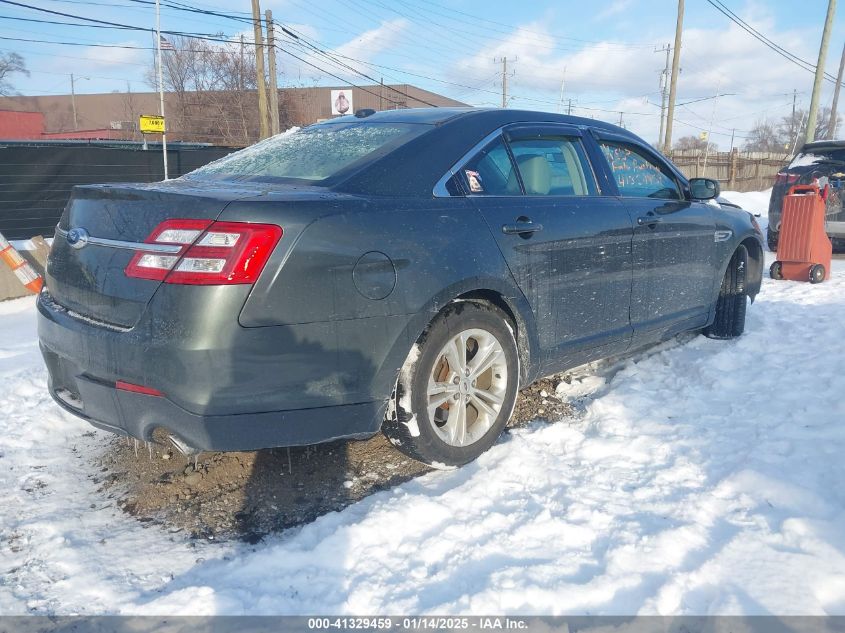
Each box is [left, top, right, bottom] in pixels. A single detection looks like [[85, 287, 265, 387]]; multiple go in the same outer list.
[[56, 227, 182, 254], [432, 122, 590, 198], [714, 230, 733, 243], [433, 127, 507, 198]]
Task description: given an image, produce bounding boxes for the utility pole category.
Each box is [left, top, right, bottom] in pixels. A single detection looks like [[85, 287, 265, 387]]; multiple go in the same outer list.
[[251, 0, 269, 140], [618, 112, 624, 127], [239, 34, 245, 93], [702, 81, 721, 178], [494, 57, 515, 108], [656, 44, 672, 150], [155, 0, 168, 179], [567, 98, 573, 116], [558, 66, 567, 114], [829, 42, 845, 139], [791, 88, 797, 143], [664, 0, 684, 153], [806, 0, 837, 145], [265, 9, 280, 136], [70, 74, 78, 131]]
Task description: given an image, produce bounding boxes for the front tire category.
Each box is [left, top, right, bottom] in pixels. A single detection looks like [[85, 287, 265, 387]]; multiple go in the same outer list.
[[383, 301, 519, 468], [705, 245, 748, 340]]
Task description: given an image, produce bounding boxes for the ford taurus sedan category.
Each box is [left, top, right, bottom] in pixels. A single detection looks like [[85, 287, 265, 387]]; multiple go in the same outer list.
[[38, 108, 764, 467]]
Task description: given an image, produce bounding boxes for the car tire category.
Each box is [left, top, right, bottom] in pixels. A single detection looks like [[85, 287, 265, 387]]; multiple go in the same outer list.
[[382, 301, 519, 468], [770, 261, 783, 280], [810, 264, 826, 284], [767, 227, 779, 253], [705, 245, 748, 340]]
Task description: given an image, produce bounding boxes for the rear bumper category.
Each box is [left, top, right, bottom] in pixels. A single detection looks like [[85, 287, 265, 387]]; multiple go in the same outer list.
[[42, 349, 383, 451], [37, 288, 398, 450], [826, 221, 845, 238]]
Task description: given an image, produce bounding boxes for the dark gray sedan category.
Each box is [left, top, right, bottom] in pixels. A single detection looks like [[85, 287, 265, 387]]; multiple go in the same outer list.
[[38, 108, 764, 467]]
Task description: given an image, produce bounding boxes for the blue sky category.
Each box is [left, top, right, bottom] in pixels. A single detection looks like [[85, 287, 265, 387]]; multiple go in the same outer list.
[[3, 0, 845, 148]]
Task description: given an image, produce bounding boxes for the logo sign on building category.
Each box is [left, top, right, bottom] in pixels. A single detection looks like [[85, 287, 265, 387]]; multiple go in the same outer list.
[[331, 89, 353, 116], [139, 115, 166, 134]]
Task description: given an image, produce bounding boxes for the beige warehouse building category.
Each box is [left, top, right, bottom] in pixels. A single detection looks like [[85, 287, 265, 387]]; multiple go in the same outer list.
[[0, 85, 467, 145]]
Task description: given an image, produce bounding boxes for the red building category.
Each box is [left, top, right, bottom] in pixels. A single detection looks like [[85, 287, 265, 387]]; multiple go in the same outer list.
[[0, 110, 44, 139], [0, 109, 120, 140]]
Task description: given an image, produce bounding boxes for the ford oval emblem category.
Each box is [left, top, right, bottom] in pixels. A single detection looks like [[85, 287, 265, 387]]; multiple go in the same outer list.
[[66, 227, 89, 250]]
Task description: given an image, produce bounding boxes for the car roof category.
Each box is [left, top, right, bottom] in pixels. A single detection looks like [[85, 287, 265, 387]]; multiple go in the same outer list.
[[334, 107, 639, 197], [801, 139, 845, 152], [325, 106, 629, 135]]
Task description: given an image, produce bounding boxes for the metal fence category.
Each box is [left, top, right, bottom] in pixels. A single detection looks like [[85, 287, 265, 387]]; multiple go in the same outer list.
[[0, 140, 235, 239], [666, 149, 791, 193]]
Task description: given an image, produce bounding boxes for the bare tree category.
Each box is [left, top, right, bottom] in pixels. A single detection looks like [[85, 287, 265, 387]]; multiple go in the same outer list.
[[744, 108, 841, 153], [147, 36, 291, 146], [0, 52, 28, 96], [743, 120, 784, 153], [673, 135, 718, 152], [778, 107, 838, 147]]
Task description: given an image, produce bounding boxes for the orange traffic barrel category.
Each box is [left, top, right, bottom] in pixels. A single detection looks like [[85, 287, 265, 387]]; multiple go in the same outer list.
[[0, 232, 44, 294], [770, 184, 833, 283]]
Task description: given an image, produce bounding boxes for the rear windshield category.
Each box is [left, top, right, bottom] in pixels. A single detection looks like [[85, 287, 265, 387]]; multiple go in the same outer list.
[[187, 121, 430, 183], [788, 148, 845, 170]]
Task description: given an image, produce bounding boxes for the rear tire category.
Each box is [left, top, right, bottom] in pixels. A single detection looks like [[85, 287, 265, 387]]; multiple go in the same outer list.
[[705, 245, 748, 340], [767, 227, 779, 253], [810, 264, 826, 284], [770, 261, 783, 280], [382, 301, 519, 468]]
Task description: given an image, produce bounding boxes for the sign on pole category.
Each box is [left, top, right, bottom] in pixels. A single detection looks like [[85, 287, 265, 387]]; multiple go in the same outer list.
[[139, 114, 166, 134], [331, 89, 353, 116]]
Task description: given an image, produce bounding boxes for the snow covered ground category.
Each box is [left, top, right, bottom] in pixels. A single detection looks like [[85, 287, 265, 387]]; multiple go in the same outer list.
[[3, 189, 845, 615]]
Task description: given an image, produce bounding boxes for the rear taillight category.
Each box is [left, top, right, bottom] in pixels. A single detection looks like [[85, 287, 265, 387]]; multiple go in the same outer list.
[[125, 219, 283, 285], [774, 172, 799, 186]]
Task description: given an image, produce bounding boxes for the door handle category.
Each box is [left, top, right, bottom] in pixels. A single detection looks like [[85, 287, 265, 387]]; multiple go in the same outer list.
[[502, 221, 544, 235], [637, 215, 663, 226]]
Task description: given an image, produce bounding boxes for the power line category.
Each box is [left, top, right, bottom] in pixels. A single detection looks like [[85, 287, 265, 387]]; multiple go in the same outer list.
[[705, 0, 840, 84], [0, 1, 431, 107]]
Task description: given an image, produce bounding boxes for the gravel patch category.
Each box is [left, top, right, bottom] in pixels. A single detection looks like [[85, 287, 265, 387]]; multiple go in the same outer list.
[[98, 376, 575, 543]]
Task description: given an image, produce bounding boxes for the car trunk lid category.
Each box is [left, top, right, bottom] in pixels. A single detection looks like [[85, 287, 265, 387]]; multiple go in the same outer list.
[[46, 180, 267, 329]]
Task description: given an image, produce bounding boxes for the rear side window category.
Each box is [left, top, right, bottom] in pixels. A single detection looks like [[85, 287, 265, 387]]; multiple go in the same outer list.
[[460, 137, 519, 196], [508, 137, 595, 196], [188, 121, 429, 183], [599, 142, 681, 200]]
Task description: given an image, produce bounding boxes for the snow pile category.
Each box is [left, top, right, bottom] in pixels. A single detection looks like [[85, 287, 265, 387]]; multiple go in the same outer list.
[[1, 240, 845, 615]]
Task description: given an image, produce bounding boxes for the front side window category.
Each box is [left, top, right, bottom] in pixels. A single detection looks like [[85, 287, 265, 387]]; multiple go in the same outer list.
[[508, 137, 595, 196], [188, 121, 430, 183], [459, 137, 519, 196], [599, 142, 681, 200]]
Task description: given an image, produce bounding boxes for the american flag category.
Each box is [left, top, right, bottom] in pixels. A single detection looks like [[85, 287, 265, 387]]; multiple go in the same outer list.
[[159, 35, 175, 51]]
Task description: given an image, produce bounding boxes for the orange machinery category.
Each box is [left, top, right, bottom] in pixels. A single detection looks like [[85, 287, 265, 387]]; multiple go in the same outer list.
[[770, 184, 832, 283]]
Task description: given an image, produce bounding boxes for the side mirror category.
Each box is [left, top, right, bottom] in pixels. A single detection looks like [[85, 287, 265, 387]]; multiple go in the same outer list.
[[689, 178, 720, 200]]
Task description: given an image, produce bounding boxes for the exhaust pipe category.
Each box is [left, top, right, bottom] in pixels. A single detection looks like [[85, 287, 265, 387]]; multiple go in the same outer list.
[[167, 434, 201, 456]]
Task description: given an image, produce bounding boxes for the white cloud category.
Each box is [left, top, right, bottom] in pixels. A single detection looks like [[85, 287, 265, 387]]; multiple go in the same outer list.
[[451, 6, 837, 150], [279, 19, 410, 86], [78, 41, 147, 70], [334, 18, 409, 62], [595, 0, 636, 21]]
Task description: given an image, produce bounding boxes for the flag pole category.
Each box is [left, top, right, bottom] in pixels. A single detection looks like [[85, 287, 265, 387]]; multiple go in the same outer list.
[[155, 0, 169, 179]]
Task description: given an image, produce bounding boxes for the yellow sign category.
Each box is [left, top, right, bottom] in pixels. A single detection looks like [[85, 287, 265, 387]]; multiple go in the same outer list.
[[139, 115, 165, 134]]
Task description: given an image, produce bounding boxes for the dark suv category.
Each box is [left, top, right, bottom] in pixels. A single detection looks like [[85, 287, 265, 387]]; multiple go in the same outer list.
[[768, 140, 845, 251], [38, 108, 764, 467]]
